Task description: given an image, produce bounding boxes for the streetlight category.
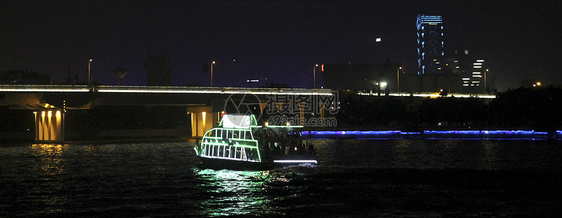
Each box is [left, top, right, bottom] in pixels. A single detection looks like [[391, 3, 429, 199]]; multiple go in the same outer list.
[[313, 64, 319, 89], [397, 66, 402, 92], [380, 81, 387, 96], [88, 59, 92, 86], [484, 68, 489, 93], [210, 61, 216, 87]]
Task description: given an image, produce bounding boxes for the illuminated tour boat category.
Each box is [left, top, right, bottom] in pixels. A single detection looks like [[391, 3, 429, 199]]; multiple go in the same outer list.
[[194, 114, 317, 170]]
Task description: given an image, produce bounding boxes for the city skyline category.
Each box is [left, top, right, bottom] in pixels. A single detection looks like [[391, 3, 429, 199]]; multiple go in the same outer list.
[[1, 0, 560, 91]]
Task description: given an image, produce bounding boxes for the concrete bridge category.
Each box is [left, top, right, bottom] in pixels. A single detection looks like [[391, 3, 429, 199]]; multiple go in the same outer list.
[[0, 85, 335, 142]]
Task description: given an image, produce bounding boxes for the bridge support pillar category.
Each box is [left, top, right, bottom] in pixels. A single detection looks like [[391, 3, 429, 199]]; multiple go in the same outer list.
[[34, 109, 64, 143], [187, 106, 214, 138]]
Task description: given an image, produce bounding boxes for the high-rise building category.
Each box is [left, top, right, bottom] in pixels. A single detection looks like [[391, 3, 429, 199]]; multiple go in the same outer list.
[[144, 54, 171, 86], [417, 14, 444, 75]]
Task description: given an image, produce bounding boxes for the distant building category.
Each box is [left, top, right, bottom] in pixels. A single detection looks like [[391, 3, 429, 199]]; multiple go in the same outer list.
[[0, 69, 50, 84], [417, 14, 444, 75], [400, 73, 462, 93], [144, 54, 170, 86], [461, 60, 487, 91], [322, 63, 402, 93], [323, 60, 495, 94], [450, 51, 493, 93]]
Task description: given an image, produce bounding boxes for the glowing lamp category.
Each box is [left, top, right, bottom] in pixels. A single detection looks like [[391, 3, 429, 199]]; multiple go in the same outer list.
[[380, 82, 387, 89]]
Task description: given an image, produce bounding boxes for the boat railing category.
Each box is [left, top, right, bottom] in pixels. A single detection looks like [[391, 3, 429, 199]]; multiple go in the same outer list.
[[200, 129, 262, 162]]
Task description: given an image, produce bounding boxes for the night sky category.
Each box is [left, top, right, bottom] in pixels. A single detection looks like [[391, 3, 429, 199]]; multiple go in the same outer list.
[[1, 0, 560, 90]]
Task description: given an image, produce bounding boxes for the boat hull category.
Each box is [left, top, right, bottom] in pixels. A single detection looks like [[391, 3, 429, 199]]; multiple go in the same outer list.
[[198, 156, 273, 171], [197, 154, 318, 171]]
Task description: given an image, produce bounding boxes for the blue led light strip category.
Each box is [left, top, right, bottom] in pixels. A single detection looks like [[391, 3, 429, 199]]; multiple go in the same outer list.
[[303, 130, 557, 140]]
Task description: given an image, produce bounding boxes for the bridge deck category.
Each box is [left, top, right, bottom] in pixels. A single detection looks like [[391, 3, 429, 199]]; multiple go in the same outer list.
[[0, 84, 333, 95], [0, 85, 335, 109]]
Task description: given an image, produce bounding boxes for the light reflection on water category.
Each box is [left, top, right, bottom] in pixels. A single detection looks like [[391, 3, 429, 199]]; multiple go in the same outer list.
[[312, 139, 562, 171], [29, 144, 70, 214], [31, 144, 68, 175], [193, 166, 314, 217], [481, 140, 499, 169], [194, 169, 269, 216]]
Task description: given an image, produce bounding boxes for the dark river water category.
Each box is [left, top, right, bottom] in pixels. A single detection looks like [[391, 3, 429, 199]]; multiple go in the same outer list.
[[1, 139, 561, 217]]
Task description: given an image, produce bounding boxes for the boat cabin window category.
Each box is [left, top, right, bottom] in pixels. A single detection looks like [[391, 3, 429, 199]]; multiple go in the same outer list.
[[212, 129, 254, 140], [215, 129, 222, 138]]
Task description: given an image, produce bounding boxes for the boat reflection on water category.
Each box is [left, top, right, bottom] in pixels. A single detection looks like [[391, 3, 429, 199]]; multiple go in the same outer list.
[[193, 159, 320, 217], [193, 168, 271, 216]]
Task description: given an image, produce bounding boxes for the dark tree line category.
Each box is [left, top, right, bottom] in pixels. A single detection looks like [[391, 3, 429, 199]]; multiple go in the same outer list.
[[488, 86, 562, 130], [336, 87, 562, 130]]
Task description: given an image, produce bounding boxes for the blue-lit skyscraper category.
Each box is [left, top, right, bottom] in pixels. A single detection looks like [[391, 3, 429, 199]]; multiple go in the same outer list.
[[417, 14, 444, 75]]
